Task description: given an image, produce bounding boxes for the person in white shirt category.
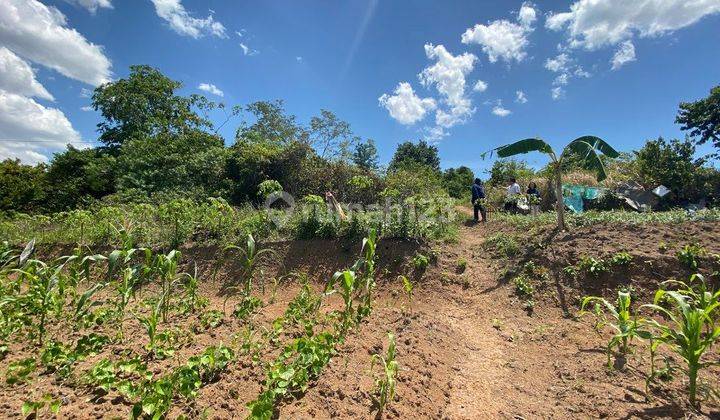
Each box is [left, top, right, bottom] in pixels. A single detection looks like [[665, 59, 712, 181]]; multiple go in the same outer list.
[[505, 177, 521, 213]]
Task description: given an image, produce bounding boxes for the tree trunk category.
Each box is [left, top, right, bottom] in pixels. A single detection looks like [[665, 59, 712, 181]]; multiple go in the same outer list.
[[554, 169, 566, 230]]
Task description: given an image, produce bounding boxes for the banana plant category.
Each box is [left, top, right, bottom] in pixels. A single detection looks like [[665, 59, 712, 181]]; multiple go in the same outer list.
[[483, 136, 619, 230]]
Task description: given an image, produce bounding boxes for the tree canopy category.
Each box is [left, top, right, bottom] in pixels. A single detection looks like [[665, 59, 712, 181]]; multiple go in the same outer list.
[[676, 85, 720, 159], [388, 140, 440, 172]]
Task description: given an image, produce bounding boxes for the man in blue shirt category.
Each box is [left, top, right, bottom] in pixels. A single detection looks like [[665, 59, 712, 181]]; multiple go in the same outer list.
[[471, 178, 487, 223]]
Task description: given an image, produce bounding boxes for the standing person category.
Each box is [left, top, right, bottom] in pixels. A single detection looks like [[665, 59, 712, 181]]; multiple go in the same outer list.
[[505, 177, 521, 213], [471, 178, 487, 223], [527, 181, 541, 216]]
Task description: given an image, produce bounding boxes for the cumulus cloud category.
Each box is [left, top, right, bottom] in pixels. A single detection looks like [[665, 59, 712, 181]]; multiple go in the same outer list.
[[515, 90, 527, 104], [0, 91, 80, 163], [65, 0, 113, 14], [473, 80, 488, 92], [544, 53, 570, 72], [492, 102, 512, 117], [198, 82, 223, 97], [419, 44, 477, 128], [378, 82, 437, 125], [461, 2, 538, 63], [0, 47, 53, 100], [0, 0, 112, 86], [150, 0, 227, 39], [546, 0, 720, 50], [611, 40, 636, 70]]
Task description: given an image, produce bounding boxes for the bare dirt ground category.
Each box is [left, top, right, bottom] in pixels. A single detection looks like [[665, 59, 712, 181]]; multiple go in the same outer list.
[[1, 218, 719, 419]]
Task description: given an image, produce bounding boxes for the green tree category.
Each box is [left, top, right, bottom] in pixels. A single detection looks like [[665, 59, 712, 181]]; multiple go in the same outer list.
[[45, 146, 117, 211], [309, 109, 354, 159], [443, 166, 474, 199], [0, 159, 47, 212], [352, 139, 379, 171], [634, 137, 702, 204], [676, 85, 720, 158], [487, 159, 534, 187], [116, 130, 227, 199], [388, 140, 440, 172], [487, 136, 619, 229], [92, 65, 212, 147], [236, 100, 306, 145]]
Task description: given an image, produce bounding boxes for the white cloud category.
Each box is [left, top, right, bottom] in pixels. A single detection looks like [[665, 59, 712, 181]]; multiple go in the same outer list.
[[419, 44, 477, 128], [239, 43, 259, 56], [461, 3, 538, 63], [546, 0, 720, 50], [554, 73, 569, 86], [0, 47, 53, 100], [0, 0, 112, 86], [198, 82, 223, 97], [81, 105, 93, 111], [378, 82, 437, 125], [492, 103, 512, 117], [611, 40, 636, 70], [518, 2, 537, 27], [544, 53, 570, 72], [0, 90, 81, 163], [150, 0, 227, 39], [296, 56, 303, 62], [551, 86, 564, 100], [66, 0, 113, 14], [515, 90, 527, 104], [80, 87, 93, 98], [473, 80, 488, 92]]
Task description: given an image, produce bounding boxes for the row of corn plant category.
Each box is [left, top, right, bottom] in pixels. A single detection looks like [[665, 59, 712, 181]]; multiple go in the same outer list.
[[581, 274, 719, 407]]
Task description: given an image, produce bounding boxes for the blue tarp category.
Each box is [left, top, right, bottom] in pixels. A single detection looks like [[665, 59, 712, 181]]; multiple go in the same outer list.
[[562, 184, 605, 213]]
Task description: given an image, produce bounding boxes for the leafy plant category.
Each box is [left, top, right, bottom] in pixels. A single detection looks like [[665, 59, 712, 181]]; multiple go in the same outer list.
[[399, 275, 413, 307], [513, 274, 534, 298], [371, 332, 398, 415], [233, 296, 263, 320], [412, 254, 429, 271], [482, 233, 519, 258], [6, 357, 36, 385], [677, 243, 706, 271], [456, 258, 467, 273], [21, 394, 61, 418], [325, 270, 358, 332], [577, 256, 609, 277], [610, 251, 633, 266], [135, 298, 163, 351], [200, 309, 224, 329]]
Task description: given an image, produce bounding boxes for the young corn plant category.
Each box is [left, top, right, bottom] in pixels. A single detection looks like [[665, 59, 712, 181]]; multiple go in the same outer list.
[[580, 291, 647, 368], [115, 267, 138, 338], [325, 270, 358, 333], [642, 274, 720, 407], [16, 260, 59, 345], [135, 298, 163, 352], [399, 275, 413, 311], [223, 234, 276, 297], [179, 264, 207, 314], [354, 229, 378, 321], [154, 250, 181, 322], [371, 332, 398, 416]]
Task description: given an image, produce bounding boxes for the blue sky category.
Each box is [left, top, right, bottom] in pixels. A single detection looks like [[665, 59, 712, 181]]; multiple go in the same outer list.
[[1, 0, 719, 176]]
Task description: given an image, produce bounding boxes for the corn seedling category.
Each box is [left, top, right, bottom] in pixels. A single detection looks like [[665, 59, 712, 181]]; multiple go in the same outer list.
[[325, 270, 358, 332], [179, 264, 207, 314], [642, 274, 720, 406], [371, 332, 398, 415], [155, 250, 181, 322], [399, 275, 413, 308], [135, 298, 163, 351], [580, 291, 647, 368], [223, 234, 276, 297]]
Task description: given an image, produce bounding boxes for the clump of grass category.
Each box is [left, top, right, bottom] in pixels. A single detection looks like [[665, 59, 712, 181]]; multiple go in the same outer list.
[[456, 258, 467, 273]]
